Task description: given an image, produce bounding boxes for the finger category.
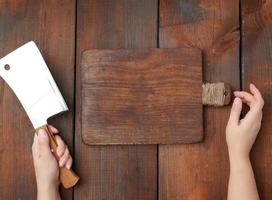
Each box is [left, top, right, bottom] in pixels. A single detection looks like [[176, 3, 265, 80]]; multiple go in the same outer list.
[[234, 91, 255, 107], [55, 135, 66, 158], [228, 97, 242, 126], [48, 125, 59, 134], [59, 147, 70, 167], [249, 83, 264, 108], [249, 83, 262, 100], [65, 156, 73, 169], [239, 98, 251, 105], [243, 107, 263, 123], [37, 129, 52, 157]]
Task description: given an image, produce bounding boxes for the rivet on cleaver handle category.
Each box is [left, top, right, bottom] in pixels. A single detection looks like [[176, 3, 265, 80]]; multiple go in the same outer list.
[[0, 41, 79, 188]]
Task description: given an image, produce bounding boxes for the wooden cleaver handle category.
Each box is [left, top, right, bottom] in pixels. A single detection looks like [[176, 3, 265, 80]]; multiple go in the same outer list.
[[36, 125, 79, 189]]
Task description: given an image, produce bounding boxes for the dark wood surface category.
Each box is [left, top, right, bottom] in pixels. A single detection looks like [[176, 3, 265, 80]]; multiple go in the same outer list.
[[0, 0, 75, 199], [0, 0, 272, 199], [75, 0, 158, 199], [242, 1, 272, 199], [81, 48, 203, 144], [159, 0, 240, 199]]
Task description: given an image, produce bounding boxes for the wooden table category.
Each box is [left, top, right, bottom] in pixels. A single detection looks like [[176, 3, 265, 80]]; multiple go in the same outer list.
[[0, 0, 272, 199]]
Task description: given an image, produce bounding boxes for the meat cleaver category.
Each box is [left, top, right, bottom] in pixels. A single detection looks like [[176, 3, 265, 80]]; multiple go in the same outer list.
[[0, 41, 79, 188]]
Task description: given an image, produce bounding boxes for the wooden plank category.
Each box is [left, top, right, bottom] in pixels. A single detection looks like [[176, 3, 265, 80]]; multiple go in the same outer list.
[[81, 48, 203, 144], [159, 0, 240, 199], [242, 1, 272, 199], [75, 0, 157, 199], [0, 0, 75, 199]]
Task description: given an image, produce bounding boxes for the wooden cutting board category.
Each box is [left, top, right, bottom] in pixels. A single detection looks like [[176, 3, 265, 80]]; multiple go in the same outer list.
[[81, 48, 203, 144]]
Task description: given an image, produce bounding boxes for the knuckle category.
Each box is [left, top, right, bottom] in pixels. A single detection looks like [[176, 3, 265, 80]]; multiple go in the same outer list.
[[258, 99, 264, 107]]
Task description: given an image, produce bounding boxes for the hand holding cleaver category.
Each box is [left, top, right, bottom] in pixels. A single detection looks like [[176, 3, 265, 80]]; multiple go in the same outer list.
[[0, 41, 79, 188]]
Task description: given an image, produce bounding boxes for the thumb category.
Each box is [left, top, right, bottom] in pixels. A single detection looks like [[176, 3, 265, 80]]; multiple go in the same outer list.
[[37, 129, 52, 156], [228, 97, 242, 126]]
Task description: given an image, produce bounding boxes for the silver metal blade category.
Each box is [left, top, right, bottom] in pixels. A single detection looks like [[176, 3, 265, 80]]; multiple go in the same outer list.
[[0, 41, 68, 129]]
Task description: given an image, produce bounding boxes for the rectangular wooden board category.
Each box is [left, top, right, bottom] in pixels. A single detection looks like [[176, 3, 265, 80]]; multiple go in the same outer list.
[[159, 0, 240, 199], [242, 1, 272, 198], [81, 48, 203, 144], [75, 0, 158, 199]]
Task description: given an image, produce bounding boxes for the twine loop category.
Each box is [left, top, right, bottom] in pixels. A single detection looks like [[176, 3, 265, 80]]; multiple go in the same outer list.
[[202, 83, 229, 106]]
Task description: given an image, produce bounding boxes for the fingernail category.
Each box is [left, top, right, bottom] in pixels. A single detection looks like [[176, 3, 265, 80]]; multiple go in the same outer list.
[[233, 97, 240, 105], [38, 129, 47, 139], [49, 125, 58, 133]]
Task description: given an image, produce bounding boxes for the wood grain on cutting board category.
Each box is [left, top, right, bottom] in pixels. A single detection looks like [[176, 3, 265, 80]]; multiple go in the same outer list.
[[81, 48, 203, 145], [75, 0, 158, 199], [0, 0, 75, 199], [159, 0, 240, 199], [242, 0, 272, 199]]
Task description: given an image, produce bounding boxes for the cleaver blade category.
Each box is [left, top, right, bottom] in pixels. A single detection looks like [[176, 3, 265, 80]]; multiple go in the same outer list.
[[0, 41, 68, 128]]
